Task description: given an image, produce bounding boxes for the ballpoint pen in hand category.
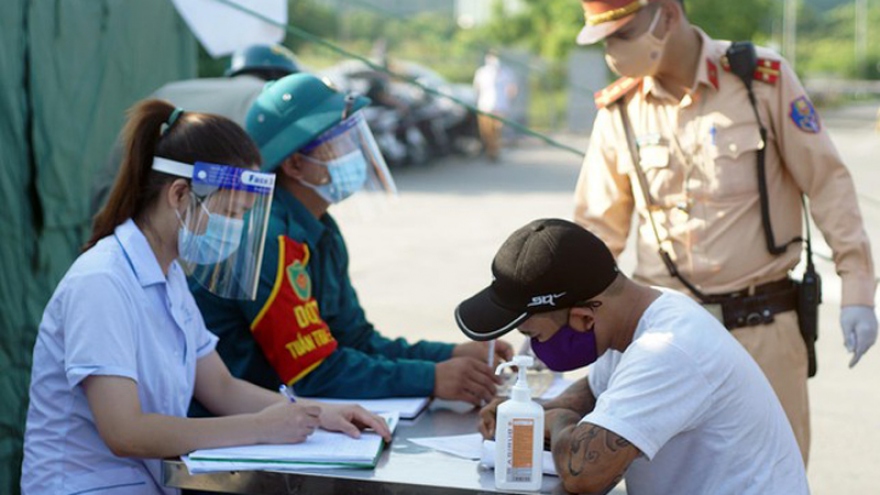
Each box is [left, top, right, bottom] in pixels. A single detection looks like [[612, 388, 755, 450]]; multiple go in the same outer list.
[[279, 384, 297, 403], [487, 339, 496, 368]]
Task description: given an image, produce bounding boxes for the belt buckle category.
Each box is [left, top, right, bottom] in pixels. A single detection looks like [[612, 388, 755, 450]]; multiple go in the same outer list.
[[702, 303, 724, 325], [743, 309, 774, 327]]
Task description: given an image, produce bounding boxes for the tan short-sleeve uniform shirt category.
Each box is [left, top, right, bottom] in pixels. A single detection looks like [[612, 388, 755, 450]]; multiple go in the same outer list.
[[574, 29, 875, 306]]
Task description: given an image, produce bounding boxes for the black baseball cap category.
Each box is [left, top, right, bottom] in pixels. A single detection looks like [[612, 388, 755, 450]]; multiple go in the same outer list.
[[455, 219, 619, 341]]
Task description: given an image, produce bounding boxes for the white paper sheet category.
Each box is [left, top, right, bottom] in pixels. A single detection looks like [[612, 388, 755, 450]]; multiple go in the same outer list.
[[170, 0, 287, 57], [407, 433, 558, 477], [300, 397, 430, 420], [408, 433, 483, 460]]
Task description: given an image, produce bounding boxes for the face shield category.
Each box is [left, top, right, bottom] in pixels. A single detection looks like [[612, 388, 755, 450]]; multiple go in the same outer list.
[[152, 157, 276, 300], [297, 111, 396, 204]]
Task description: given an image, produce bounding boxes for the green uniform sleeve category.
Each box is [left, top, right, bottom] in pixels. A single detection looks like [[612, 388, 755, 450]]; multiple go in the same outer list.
[[364, 332, 454, 362], [293, 347, 437, 398]]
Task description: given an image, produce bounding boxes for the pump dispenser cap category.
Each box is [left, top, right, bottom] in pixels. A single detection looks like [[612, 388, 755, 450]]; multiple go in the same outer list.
[[495, 355, 534, 402]]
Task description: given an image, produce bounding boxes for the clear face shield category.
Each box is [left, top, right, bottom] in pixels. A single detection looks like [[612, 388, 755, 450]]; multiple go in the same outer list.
[[152, 158, 276, 300], [297, 111, 397, 204]]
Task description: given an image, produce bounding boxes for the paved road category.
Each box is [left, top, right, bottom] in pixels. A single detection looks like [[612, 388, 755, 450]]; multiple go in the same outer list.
[[333, 102, 880, 494]]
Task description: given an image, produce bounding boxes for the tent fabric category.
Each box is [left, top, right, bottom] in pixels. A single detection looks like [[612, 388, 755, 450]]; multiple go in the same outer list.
[[0, 0, 34, 490], [1, 1, 197, 493]]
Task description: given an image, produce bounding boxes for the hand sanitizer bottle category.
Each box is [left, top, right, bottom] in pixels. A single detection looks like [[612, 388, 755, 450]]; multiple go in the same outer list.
[[494, 355, 543, 491]]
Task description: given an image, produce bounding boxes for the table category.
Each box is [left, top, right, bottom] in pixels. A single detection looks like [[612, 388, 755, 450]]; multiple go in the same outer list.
[[163, 401, 568, 494]]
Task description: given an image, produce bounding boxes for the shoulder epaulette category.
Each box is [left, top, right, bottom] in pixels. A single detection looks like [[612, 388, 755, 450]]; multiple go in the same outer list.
[[594, 77, 641, 110], [720, 56, 781, 85]]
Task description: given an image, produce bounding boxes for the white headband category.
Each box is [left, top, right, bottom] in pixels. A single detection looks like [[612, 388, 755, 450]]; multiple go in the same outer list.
[[151, 157, 194, 178]]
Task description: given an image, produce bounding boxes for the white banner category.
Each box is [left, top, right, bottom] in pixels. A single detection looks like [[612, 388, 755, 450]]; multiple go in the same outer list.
[[170, 0, 287, 58]]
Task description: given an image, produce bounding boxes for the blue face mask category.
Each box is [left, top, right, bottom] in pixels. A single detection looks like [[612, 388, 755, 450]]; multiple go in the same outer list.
[[302, 151, 368, 204], [177, 205, 244, 265]]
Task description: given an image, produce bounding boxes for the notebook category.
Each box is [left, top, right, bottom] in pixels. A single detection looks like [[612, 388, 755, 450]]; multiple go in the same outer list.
[[186, 412, 398, 471]]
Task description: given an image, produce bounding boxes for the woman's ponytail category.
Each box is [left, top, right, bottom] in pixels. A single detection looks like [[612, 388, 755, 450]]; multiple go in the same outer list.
[[85, 100, 179, 251]]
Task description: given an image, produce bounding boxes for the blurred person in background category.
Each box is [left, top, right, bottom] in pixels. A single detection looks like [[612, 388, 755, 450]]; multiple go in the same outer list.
[[472, 49, 518, 162]]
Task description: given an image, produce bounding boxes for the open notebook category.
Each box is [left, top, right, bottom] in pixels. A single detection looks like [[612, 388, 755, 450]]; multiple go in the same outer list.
[[185, 412, 398, 472]]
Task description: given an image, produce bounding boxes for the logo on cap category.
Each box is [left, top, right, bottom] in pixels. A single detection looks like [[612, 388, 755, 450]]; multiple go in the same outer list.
[[527, 292, 567, 308]]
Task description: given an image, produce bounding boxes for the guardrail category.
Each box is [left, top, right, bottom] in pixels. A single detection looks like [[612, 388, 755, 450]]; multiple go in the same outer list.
[[804, 79, 880, 97]]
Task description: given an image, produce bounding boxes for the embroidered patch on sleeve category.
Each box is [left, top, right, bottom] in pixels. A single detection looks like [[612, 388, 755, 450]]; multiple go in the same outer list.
[[789, 96, 821, 133]]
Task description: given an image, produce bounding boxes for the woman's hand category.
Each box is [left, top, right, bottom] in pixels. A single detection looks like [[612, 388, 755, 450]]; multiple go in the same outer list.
[[318, 403, 393, 442], [255, 401, 321, 444]]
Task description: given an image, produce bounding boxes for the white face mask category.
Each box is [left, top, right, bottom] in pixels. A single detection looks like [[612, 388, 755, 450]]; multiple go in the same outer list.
[[300, 151, 369, 204], [177, 202, 244, 265], [604, 9, 668, 78]]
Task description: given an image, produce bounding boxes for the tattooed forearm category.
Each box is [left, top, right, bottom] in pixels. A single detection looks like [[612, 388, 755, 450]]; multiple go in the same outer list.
[[552, 422, 637, 495], [566, 425, 600, 475]]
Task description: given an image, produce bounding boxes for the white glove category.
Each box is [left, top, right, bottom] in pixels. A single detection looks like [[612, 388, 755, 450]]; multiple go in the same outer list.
[[840, 305, 878, 367]]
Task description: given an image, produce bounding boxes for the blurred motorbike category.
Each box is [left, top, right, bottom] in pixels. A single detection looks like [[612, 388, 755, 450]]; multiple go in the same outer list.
[[318, 59, 481, 166]]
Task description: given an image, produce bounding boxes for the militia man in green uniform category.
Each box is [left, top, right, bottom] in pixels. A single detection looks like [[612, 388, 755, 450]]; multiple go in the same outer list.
[[191, 74, 512, 405]]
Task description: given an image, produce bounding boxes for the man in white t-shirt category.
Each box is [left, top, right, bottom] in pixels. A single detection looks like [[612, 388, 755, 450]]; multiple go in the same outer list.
[[472, 50, 518, 162], [455, 218, 808, 495]]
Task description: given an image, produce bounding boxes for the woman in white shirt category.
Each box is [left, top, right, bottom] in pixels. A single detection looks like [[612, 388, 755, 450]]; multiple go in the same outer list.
[[21, 99, 390, 495]]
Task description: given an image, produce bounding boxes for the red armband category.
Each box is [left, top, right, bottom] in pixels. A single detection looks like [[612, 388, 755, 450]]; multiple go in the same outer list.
[[251, 236, 338, 385]]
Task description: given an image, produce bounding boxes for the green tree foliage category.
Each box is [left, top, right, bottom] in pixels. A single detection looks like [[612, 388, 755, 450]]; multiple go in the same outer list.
[[797, 2, 880, 78], [686, 0, 774, 42], [198, 0, 879, 81], [287, 0, 338, 51], [481, 0, 583, 61], [477, 0, 776, 60]]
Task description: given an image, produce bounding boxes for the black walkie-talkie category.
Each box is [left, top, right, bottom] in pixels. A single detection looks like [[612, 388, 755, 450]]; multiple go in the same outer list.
[[798, 253, 822, 378], [726, 41, 758, 91]]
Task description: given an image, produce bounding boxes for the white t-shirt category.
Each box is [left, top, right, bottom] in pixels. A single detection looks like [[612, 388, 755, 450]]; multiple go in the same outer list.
[[584, 290, 808, 495], [473, 63, 516, 114]]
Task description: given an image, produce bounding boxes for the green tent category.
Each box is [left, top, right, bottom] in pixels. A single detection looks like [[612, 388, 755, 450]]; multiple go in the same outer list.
[[0, 1, 196, 492]]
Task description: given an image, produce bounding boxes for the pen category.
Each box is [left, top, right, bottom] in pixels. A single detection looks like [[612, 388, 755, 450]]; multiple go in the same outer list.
[[279, 384, 297, 403], [487, 339, 496, 368]]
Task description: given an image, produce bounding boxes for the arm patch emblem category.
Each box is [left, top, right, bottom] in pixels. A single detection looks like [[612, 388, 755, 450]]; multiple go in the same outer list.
[[789, 96, 821, 133]]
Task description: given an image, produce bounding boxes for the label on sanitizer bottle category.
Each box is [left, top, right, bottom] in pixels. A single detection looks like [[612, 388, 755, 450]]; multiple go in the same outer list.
[[506, 418, 534, 483]]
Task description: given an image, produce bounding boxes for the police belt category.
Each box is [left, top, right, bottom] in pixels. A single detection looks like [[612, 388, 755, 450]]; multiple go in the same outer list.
[[701, 278, 798, 330]]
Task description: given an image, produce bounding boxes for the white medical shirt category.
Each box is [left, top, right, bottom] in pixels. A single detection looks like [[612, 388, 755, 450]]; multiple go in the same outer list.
[[22, 219, 218, 495], [584, 290, 808, 495]]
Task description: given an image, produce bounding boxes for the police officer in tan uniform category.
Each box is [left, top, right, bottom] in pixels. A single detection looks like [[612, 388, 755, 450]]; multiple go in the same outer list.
[[572, 0, 877, 463]]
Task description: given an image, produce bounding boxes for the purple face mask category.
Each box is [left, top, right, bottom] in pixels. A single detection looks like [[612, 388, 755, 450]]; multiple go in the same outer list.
[[530, 324, 599, 372]]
